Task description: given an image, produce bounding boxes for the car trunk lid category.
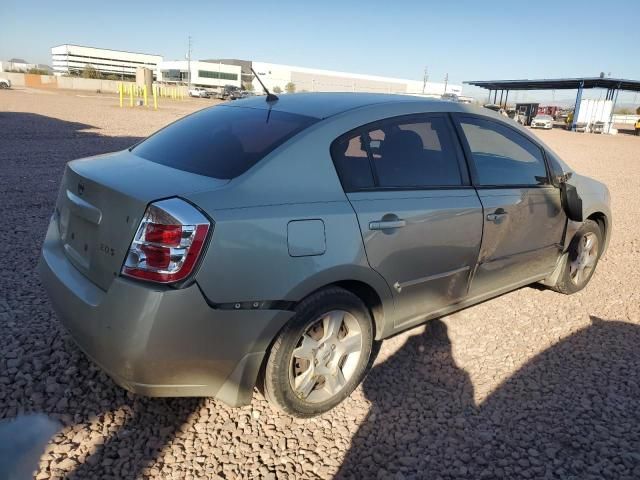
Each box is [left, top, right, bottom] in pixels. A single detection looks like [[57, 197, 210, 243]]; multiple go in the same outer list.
[[55, 149, 227, 291]]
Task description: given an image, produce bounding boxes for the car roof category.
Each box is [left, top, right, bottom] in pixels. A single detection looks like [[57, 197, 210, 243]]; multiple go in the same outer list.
[[225, 92, 440, 119]]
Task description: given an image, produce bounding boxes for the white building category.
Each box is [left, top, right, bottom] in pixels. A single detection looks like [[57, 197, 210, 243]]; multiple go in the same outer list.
[[0, 59, 52, 73], [51, 44, 162, 79], [157, 60, 242, 88], [250, 61, 462, 96]]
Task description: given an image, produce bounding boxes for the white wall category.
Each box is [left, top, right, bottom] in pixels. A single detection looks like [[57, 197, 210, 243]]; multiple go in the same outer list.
[[250, 61, 463, 96], [611, 114, 640, 125], [0, 61, 38, 72]]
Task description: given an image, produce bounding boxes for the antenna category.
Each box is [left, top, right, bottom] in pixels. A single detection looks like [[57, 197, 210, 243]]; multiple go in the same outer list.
[[251, 67, 278, 102]]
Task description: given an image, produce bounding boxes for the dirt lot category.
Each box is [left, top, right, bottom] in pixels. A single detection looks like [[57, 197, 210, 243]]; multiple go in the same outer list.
[[1, 88, 639, 479]]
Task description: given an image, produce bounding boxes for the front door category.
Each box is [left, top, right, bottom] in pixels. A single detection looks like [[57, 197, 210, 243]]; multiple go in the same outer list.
[[453, 115, 566, 297], [332, 113, 484, 327]]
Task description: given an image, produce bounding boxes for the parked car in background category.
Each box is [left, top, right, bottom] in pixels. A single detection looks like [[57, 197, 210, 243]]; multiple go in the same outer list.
[[531, 114, 554, 129], [188, 87, 209, 98], [215, 84, 241, 100], [0, 77, 11, 89], [39, 93, 611, 417]]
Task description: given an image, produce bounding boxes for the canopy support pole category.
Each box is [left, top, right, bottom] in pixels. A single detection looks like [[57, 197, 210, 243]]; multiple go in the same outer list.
[[608, 84, 621, 133], [572, 81, 584, 131]]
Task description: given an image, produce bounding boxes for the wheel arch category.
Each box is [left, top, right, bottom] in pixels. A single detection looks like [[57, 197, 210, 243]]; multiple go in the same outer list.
[[586, 211, 607, 238], [254, 274, 393, 401], [585, 210, 611, 255], [284, 265, 395, 341]]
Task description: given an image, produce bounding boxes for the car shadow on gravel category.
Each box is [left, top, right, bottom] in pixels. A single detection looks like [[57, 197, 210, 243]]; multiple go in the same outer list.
[[67, 395, 204, 479], [0, 111, 172, 478], [337, 316, 640, 479]]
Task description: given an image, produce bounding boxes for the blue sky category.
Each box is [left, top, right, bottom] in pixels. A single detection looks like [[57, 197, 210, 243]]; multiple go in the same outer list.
[[1, 0, 639, 103]]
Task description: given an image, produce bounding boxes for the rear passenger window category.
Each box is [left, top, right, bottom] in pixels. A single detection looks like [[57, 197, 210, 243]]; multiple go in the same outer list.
[[372, 118, 462, 188], [459, 117, 548, 186], [331, 115, 463, 190]]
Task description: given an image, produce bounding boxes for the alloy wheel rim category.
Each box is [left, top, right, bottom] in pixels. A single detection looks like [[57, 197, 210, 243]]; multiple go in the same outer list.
[[569, 232, 599, 286], [289, 310, 363, 403]]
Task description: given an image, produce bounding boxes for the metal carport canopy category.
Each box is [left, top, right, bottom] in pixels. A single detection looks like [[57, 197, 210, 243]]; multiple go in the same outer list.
[[464, 77, 640, 92]]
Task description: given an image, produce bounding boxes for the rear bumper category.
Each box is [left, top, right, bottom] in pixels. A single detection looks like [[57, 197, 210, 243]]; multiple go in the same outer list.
[[38, 218, 293, 406]]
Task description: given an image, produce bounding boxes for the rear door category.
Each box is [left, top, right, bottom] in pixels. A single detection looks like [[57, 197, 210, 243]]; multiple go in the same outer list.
[[452, 114, 566, 297], [332, 113, 484, 328]]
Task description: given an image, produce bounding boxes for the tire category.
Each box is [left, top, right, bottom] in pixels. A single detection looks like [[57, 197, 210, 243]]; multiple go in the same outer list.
[[0, 82, 8, 89], [552, 219, 603, 294], [263, 287, 374, 417]]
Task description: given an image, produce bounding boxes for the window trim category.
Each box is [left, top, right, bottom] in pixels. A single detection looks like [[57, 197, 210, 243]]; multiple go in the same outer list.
[[330, 112, 472, 193], [451, 113, 553, 189]]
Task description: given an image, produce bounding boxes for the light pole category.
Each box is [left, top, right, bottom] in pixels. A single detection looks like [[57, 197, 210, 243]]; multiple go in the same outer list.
[[187, 36, 192, 89]]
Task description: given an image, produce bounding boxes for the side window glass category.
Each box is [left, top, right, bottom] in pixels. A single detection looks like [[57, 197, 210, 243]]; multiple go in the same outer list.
[[367, 116, 462, 188], [331, 134, 375, 190], [460, 118, 548, 186]]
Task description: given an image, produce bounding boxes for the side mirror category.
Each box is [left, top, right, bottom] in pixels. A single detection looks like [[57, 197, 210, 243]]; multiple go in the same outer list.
[[555, 171, 573, 184], [560, 178, 583, 222]]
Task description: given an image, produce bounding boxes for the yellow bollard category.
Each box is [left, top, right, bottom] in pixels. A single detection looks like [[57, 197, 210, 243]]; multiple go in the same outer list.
[[153, 85, 158, 110], [143, 85, 148, 107], [129, 83, 133, 107], [119, 83, 123, 108]]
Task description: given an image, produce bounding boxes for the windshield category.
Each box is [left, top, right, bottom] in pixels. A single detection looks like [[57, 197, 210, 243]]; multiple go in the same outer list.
[[132, 105, 318, 179]]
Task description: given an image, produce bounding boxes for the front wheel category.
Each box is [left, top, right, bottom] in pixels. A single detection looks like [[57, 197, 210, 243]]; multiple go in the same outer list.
[[263, 287, 374, 417], [552, 219, 603, 294], [0, 82, 8, 89]]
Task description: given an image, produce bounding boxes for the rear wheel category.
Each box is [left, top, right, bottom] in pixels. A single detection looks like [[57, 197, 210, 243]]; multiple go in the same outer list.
[[263, 287, 373, 417], [0, 82, 8, 89], [552, 219, 603, 294]]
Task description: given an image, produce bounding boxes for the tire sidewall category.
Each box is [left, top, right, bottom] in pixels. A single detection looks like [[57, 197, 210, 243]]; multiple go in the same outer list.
[[560, 220, 603, 293], [265, 288, 373, 417]]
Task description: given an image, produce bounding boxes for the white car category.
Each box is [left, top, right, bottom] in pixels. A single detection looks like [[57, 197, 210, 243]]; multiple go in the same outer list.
[[0, 77, 11, 89], [531, 114, 554, 129], [188, 87, 209, 98]]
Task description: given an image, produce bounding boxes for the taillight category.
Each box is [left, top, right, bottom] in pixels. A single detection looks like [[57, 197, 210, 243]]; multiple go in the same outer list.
[[122, 198, 211, 284]]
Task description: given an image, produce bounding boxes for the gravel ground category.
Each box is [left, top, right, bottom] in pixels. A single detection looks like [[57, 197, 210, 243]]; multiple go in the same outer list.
[[1, 88, 639, 479]]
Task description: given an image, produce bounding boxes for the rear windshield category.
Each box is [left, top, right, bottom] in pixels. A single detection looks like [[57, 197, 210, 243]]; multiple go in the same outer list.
[[132, 105, 318, 179]]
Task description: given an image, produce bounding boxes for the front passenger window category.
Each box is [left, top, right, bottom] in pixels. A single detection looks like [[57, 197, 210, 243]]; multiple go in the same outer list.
[[459, 117, 548, 186]]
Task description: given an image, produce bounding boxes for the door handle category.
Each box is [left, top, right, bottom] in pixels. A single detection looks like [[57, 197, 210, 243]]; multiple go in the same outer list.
[[486, 209, 508, 223], [369, 219, 407, 230]]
